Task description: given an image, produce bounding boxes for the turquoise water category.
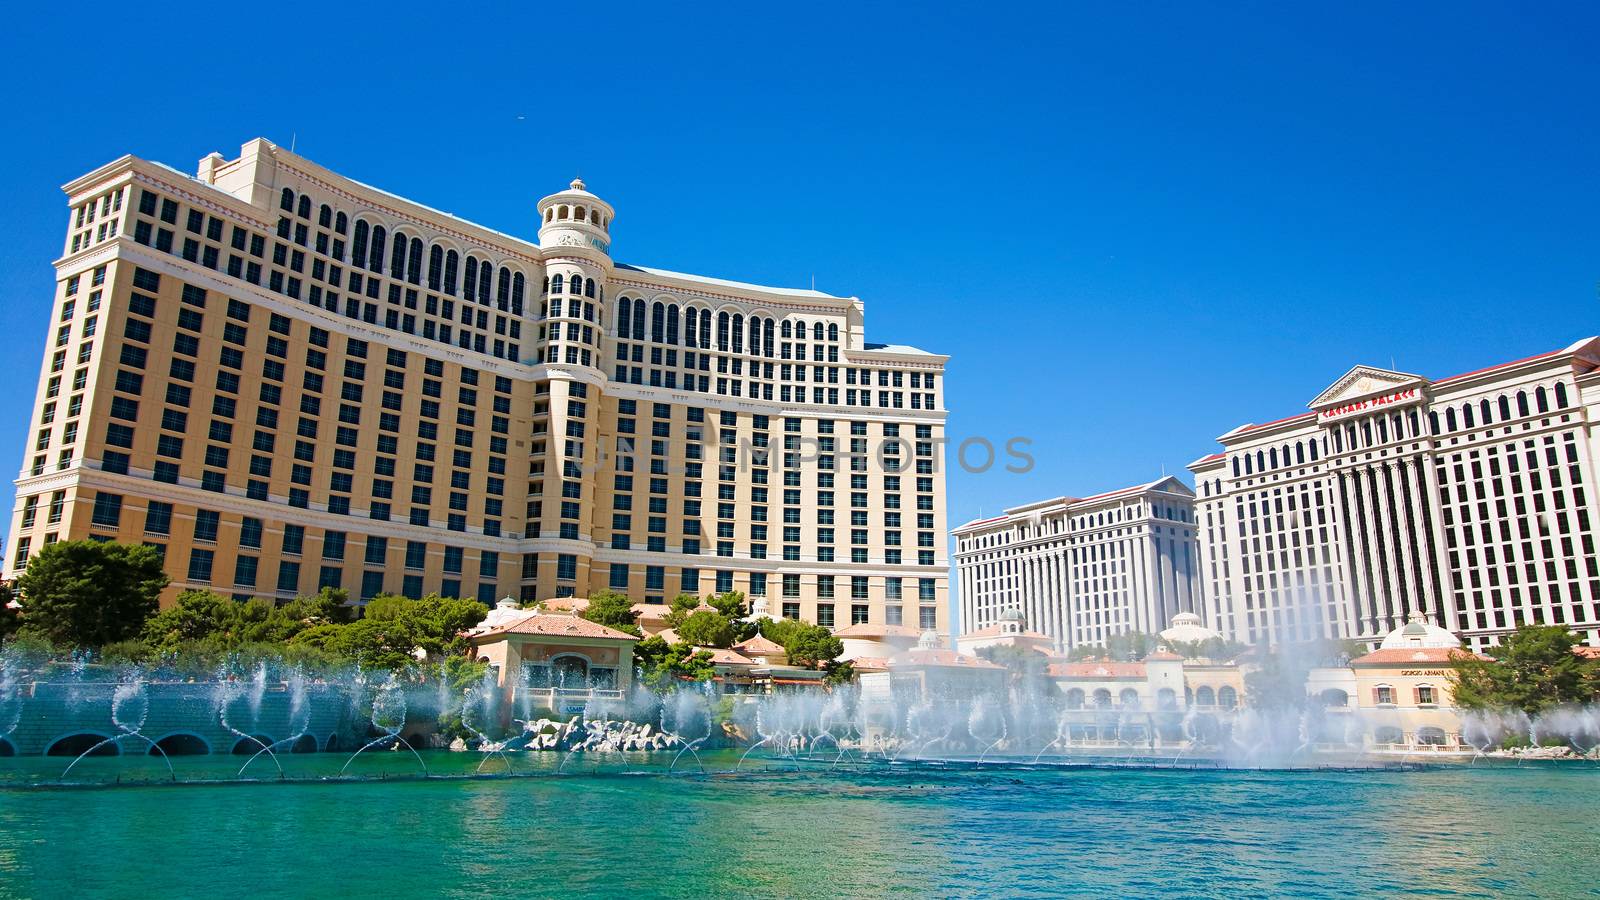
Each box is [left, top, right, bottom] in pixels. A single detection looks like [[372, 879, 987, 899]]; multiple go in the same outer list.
[[1, 753, 1597, 898]]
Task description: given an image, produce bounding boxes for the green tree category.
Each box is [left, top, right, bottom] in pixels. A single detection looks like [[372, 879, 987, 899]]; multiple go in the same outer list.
[[663, 593, 703, 629], [579, 590, 641, 636], [15, 540, 168, 647], [977, 644, 1057, 695], [706, 590, 747, 619], [1243, 651, 1306, 712], [676, 609, 737, 648], [823, 659, 856, 686], [784, 623, 844, 669], [0, 583, 19, 642], [633, 635, 716, 688], [140, 589, 241, 654], [1451, 625, 1598, 714]]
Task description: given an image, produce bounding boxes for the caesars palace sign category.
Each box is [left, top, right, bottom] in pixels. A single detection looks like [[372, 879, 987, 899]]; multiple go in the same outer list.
[[1319, 387, 1423, 422]]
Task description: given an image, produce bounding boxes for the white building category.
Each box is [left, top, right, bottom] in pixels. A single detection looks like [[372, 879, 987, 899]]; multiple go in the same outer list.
[[952, 476, 1202, 654], [1190, 339, 1600, 651]]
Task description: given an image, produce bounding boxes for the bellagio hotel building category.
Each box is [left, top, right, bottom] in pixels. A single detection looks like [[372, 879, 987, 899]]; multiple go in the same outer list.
[[6, 139, 950, 633]]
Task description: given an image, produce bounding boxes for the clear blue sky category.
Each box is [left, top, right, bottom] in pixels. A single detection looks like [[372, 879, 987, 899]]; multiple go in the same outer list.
[[0, 2, 1597, 537]]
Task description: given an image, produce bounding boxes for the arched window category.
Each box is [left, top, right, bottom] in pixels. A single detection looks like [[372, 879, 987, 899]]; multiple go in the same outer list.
[[1196, 686, 1216, 706], [428, 245, 444, 290], [465, 256, 481, 300], [1555, 382, 1569, 408], [794, 320, 806, 341], [684, 307, 698, 346], [1429, 411, 1440, 434], [497, 268, 511, 309], [549, 273, 562, 295], [1231, 458, 1240, 478], [351, 221, 369, 269], [764, 319, 774, 356], [443, 250, 459, 295], [1256, 450, 1265, 472], [1296, 443, 1305, 465], [828, 323, 839, 342], [1374, 726, 1403, 745], [732, 314, 744, 353], [1157, 687, 1177, 710], [334, 211, 348, 234], [717, 312, 730, 351], [1416, 726, 1448, 746], [618, 298, 633, 337], [1119, 688, 1140, 709], [319, 204, 332, 228], [1536, 386, 1549, 413], [1217, 686, 1237, 709], [512, 273, 526, 315], [479, 261, 493, 304], [408, 238, 424, 285], [369, 226, 387, 273], [1092, 688, 1113, 709], [1065, 688, 1084, 710], [1498, 395, 1511, 421], [632, 299, 646, 339], [585, 278, 596, 298], [652, 302, 666, 342], [749, 317, 762, 355], [1319, 688, 1348, 708], [297, 195, 311, 219], [1446, 408, 1457, 431], [699, 310, 710, 347], [1332, 430, 1342, 453], [1377, 418, 1388, 443], [1362, 420, 1373, 445], [781, 321, 792, 339], [1461, 403, 1474, 429], [1517, 391, 1529, 416], [280, 187, 295, 211], [666, 305, 679, 344], [390, 234, 407, 278], [1479, 399, 1492, 424], [1269, 447, 1278, 469]]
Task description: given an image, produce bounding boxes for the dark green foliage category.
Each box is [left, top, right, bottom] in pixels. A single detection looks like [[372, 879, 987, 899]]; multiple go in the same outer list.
[[1451, 625, 1600, 714], [14, 540, 168, 647], [578, 590, 641, 636]]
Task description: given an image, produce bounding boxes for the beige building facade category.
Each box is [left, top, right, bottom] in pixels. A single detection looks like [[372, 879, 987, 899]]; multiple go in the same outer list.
[[1189, 341, 1600, 651], [951, 476, 1202, 653], [6, 139, 950, 637]]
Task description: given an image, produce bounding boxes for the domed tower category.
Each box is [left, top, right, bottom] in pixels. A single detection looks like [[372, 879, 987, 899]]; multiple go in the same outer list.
[[527, 178, 616, 599]]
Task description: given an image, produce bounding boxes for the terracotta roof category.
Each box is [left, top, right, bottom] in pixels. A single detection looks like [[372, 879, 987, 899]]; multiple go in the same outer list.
[[472, 612, 639, 642], [1047, 661, 1147, 678], [889, 648, 1004, 670], [698, 647, 755, 666], [1350, 647, 1478, 666], [654, 628, 680, 645], [960, 623, 1054, 641], [1574, 646, 1600, 659], [1144, 650, 1185, 661], [631, 603, 673, 620], [732, 634, 786, 655], [849, 656, 890, 671], [832, 622, 922, 639]]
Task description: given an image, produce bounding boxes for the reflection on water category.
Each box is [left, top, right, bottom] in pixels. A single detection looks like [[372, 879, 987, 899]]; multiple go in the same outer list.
[[0, 754, 1597, 898]]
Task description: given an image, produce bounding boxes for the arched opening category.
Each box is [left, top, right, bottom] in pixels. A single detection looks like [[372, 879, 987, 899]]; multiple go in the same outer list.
[[152, 733, 211, 756], [0, 737, 16, 757], [231, 735, 275, 755], [1217, 686, 1237, 709], [1373, 726, 1404, 745], [1119, 688, 1141, 709], [292, 734, 319, 753], [47, 733, 117, 757], [1319, 688, 1349, 708], [1092, 688, 1113, 709], [1416, 726, 1448, 746], [551, 654, 590, 687], [1065, 688, 1084, 709], [1195, 685, 1215, 707], [324, 734, 342, 753], [1156, 687, 1178, 710]]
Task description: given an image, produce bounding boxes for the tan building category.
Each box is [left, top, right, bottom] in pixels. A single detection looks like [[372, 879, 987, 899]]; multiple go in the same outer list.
[[465, 599, 640, 713], [1190, 342, 1600, 651], [1305, 613, 1477, 750], [6, 139, 950, 639]]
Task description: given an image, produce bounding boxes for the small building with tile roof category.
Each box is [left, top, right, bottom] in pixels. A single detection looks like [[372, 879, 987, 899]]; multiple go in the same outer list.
[[466, 597, 639, 710]]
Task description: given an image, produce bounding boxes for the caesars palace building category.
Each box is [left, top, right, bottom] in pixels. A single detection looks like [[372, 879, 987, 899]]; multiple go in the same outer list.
[[5, 138, 950, 633], [1189, 340, 1600, 652]]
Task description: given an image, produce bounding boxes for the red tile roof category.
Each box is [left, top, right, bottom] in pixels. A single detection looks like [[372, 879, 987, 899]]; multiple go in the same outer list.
[[1350, 647, 1477, 666], [849, 656, 891, 671], [732, 634, 787, 655], [1047, 661, 1147, 678], [698, 647, 755, 666], [472, 612, 640, 642]]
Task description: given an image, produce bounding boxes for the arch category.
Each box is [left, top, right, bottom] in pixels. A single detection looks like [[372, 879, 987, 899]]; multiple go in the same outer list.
[[828, 323, 839, 342], [632, 299, 647, 339], [280, 187, 295, 211], [352, 220, 370, 269], [1536, 385, 1549, 413], [1461, 403, 1474, 429], [684, 307, 699, 347], [369, 225, 387, 273], [334, 211, 348, 235], [549, 653, 591, 687], [812, 322, 824, 341], [297, 194, 311, 219], [618, 297, 633, 337], [231, 735, 276, 755], [1269, 447, 1279, 469], [428, 244, 444, 290], [408, 237, 424, 285], [512, 272, 526, 315], [1445, 408, 1457, 431], [443, 250, 460, 295], [319, 203, 333, 228], [764, 319, 775, 356], [1517, 390, 1530, 416], [781, 320, 792, 339], [1318, 688, 1348, 708], [1065, 688, 1085, 709], [717, 311, 730, 351], [1373, 725, 1403, 745], [666, 304, 679, 345], [1195, 685, 1216, 707], [699, 308, 711, 347], [1216, 686, 1237, 709], [1416, 726, 1448, 746], [478, 260, 493, 304], [1119, 688, 1140, 709], [1156, 687, 1177, 710], [46, 732, 118, 757], [1555, 381, 1569, 409], [652, 301, 666, 342], [1498, 395, 1511, 421], [0, 736, 13, 757], [1092, 688, 1113, 709], [1479, 398, 1492, 425], [291, 734, 319, 753], [548, 272, 561, 295], [390, 234, 407, 281], [732, 313, 744, 353], [323, 734, 342, 753], [152, 732, 211, 756], [1232, 458, 1240, 478], [585, 278, 596, 298]]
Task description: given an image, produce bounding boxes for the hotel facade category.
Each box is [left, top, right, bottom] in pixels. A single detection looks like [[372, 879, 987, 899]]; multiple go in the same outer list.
[[6, 139, 950, 634], [1189, 340, 1600, 651], [951, 477, 1202, 653]]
